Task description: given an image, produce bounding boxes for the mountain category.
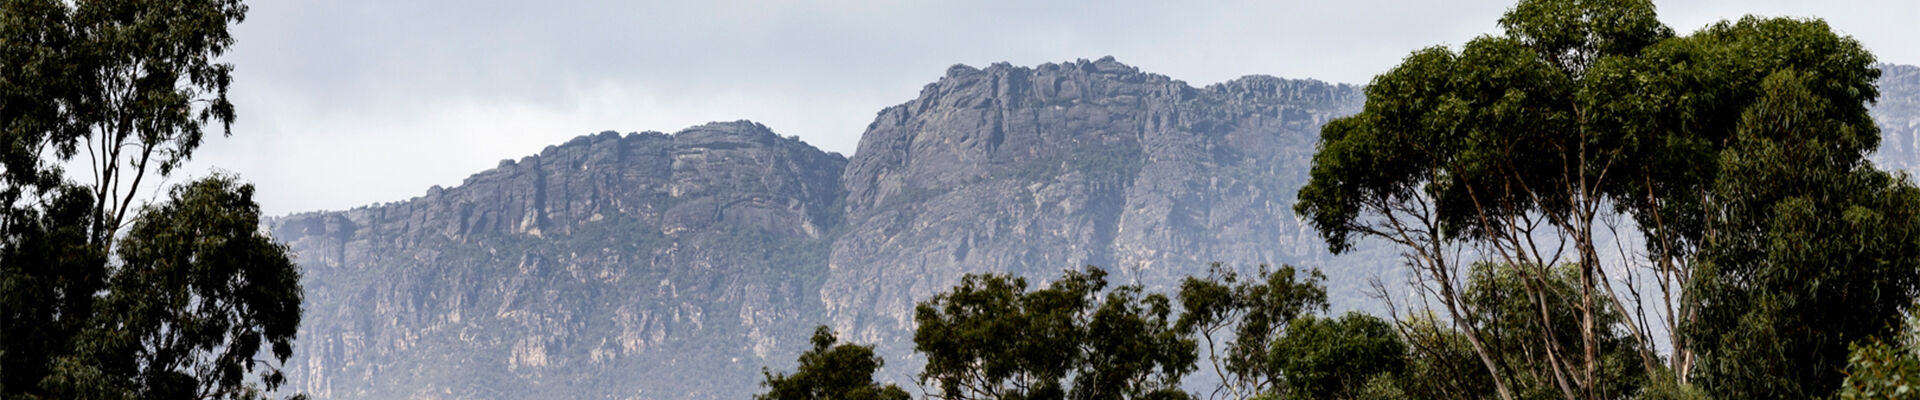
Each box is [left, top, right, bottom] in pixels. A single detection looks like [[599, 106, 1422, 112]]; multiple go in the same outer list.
[[267, 59, 1920, 399], [820, 58, 1375, 369], [272, 123, 847, 399], [1872, 63, 1920, 171]]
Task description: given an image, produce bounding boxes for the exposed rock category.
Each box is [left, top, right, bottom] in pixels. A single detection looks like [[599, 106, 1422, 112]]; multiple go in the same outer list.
[[821, 57, 1374, 379], [268, 59, 1920, 399], [273, 121, 846, 399], [1872, 64, 1920, 172]]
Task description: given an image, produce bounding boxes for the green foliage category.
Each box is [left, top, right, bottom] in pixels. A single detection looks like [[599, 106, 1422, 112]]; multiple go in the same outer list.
[[1, 0, 307, 398], [1358, 264, 1648, 400], [1, 0, 86, 196], [1633, 374, 1707, 400], [1174, 263, 1328, 398], [1837, 311, 1920, 400], [1, 0, 248, 239], [1288, 5, 1684, 392], [1294, 0, 1910, 398], [1392, 316, 1500, 400], [1270, 313, 1407, 400], [1685, 69, 1920, 398], [5, 177, 301, 400], [758, 326, 909, 400], [1293, 0, 1678, 253], [913, 265, 1196, 400], [1838, 340, 1920, 400], [0, 185, 105, 396], [47, 177, 302, 399], [1462, 263, 1647, 399]]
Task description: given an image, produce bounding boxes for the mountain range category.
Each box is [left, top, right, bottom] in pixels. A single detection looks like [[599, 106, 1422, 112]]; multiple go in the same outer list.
[[265, 58, 1920, 399]]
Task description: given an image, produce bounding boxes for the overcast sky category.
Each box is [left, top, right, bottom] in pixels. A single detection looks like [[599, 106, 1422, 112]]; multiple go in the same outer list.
[[177, 0, 1920, 215]]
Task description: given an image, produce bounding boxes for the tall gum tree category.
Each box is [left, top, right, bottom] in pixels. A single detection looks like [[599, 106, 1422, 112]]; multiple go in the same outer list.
[[3, 0, 306, 398], [1294, 0, 1911, 398]]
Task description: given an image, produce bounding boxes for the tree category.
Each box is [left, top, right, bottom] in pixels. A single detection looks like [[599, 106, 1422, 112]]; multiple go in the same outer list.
[[1, 0, 304, 398], [1363, 263, 1645, 400], [1390, 315, 1499, 400], [1174, 263, 1328, 400], [1269, 312, 1406, 400], [1836, 309, 1920, 400], [1, 0, 245, 243], [913, 266, 1196, 400], [1682, 68, 1920, 398], [758, 326, 910, 400], [1294, 0, 1676, 392], [1458, 263, 1645, 399], [1293, 0, 1902, 398], [41, 176, 302, 399]]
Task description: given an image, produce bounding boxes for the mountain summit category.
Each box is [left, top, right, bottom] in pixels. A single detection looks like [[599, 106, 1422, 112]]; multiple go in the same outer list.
[[825, 56, 1365, 346]]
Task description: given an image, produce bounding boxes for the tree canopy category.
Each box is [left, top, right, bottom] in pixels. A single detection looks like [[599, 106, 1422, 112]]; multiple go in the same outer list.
[[1293, 0, 1916, 398], [1174, 264, 1327, 399], [913, 266, 1197, 400], [758, 326, 910, 400], [1269, 312, 1407, 400], [2, 0, 304, 398]]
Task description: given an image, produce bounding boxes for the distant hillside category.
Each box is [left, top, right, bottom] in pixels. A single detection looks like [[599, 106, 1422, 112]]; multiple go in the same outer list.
[[1871, 63, 1920, 171], [268, 60, 1920, 399]]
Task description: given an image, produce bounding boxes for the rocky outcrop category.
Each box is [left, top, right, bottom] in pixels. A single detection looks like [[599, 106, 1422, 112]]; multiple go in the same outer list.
[[821, 57, 1372, 365], [272, 121, 846, 399], [1872, 64, 1920, 172]]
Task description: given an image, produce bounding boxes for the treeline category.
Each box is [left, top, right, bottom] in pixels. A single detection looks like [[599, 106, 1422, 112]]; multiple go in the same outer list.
[[760, 0, 1920, 399], [756, 262, 1920, 400]]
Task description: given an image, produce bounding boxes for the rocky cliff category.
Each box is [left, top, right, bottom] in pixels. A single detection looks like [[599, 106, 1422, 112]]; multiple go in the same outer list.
[[272, 122, 847, 399], [1872, 63, 1920, 171], [822, 57, 1374, 362], [268, 59, 1920, 399]]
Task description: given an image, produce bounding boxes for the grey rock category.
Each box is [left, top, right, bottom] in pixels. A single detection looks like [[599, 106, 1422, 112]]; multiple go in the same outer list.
[[266, 59, 1920, 400], [1872, 64, 1920, 172], [821, 58, 1373, 378], [272, 121, 846, 399]]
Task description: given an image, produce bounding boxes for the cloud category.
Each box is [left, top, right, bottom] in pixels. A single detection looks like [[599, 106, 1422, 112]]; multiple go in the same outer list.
[[178, 0, 1920, 215]]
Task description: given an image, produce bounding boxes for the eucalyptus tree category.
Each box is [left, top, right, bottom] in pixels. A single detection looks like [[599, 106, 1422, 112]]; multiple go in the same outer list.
[[2, 0, 305, 398], [913, 266, 1197, 400], [758, 326, 910, 400], [1173, 263, 1327, 400], [1294, 0, 1913, 398], [1269, 312, 1407, 400]]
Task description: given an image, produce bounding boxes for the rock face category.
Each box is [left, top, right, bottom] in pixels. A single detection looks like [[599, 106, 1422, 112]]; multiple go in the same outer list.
[[269, 59, 1920, 399], [822, 57, 1369, 357], [1872, 64, 1920, 171], [272, 122, 846, 399]]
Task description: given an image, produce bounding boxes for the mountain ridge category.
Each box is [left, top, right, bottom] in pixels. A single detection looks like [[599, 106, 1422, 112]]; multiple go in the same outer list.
[[267, 58, 1920, 399]]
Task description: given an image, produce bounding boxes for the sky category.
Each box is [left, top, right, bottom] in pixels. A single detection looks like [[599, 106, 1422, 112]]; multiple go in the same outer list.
[[177, 0, 1920, 215]]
